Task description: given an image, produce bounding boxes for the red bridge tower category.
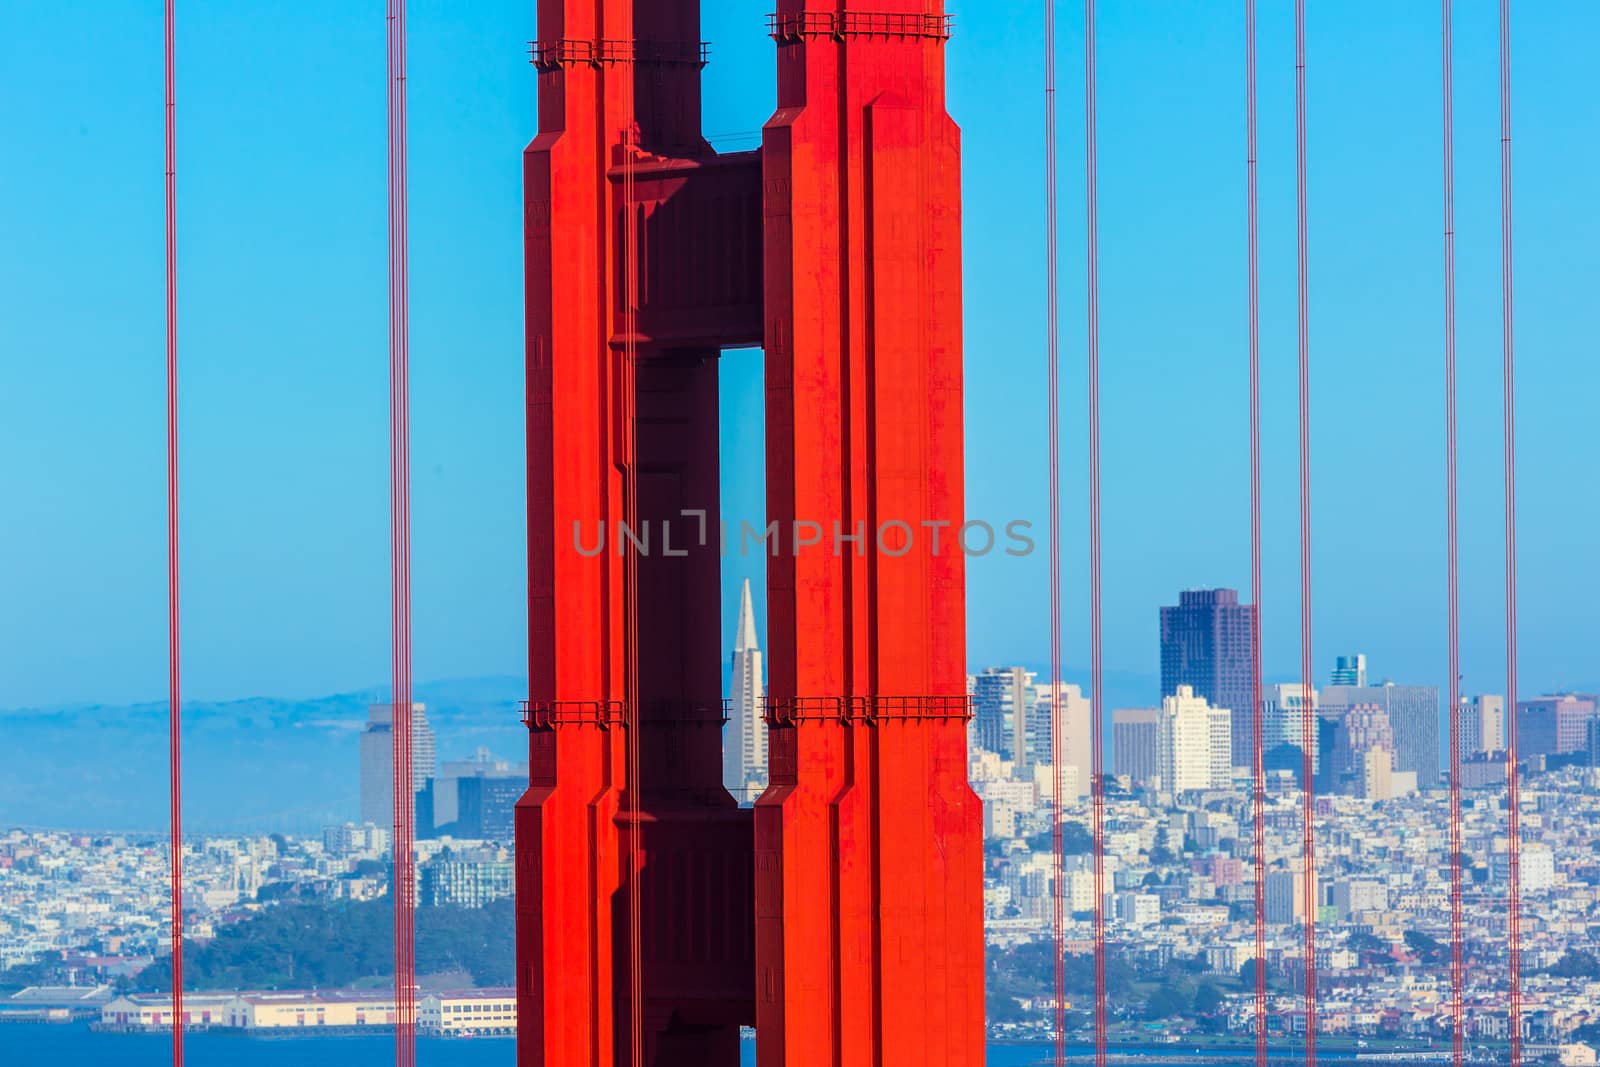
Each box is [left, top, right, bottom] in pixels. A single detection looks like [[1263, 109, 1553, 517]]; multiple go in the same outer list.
[[518, 2, 982, 1063]]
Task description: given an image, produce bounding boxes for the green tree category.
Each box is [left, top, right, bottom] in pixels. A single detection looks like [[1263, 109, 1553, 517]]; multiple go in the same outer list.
[[1547, 951, 1600, 979], [1349, 931, 1389, 954], [1194, 984, 1225, 1015], [1143, 982, 1190, 1020], [1404, 930, 1446, 965], [1027, 823, 1095, 856], [137, 898, 514, 992]]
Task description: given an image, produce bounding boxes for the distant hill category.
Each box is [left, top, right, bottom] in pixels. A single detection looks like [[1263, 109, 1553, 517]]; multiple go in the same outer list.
[[0, 668, 1161, 834], [0, 677, 528, 834]]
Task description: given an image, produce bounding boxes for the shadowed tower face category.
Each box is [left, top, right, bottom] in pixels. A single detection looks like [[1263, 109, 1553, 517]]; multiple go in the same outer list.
[[517, 2, 982, 1064], [724, 579, 767, 805]]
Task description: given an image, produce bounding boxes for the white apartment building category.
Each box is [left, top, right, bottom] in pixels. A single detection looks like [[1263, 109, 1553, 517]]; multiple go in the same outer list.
[[1159, 686, 1232, 793]]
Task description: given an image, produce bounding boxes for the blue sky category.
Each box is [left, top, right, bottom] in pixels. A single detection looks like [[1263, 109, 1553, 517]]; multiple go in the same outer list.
[[2, 1, 1595, 710]]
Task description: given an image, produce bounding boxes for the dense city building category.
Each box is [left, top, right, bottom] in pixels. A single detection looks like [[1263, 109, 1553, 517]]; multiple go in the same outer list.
[[1330, 704, 1392, 797], [418, 847, 514, 909], [971, 670, 1089, 797], [1262, 683, 1319, 781], [1112, 708, 1160, 787], [1323, 677, 1440, 789], [1518, 695, 1600, 758], [1160, 588, 1258, 768], [1458, 694, 1507, 759], [418, 749, 524, 842], [1038, 682, 1092, 797]]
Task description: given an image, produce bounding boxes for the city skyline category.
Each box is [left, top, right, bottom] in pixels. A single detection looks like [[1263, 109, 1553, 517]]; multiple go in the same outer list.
[[5, 1, 1600, 1061]]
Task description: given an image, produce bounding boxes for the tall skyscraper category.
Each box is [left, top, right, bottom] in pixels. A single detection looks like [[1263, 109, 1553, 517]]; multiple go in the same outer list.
[[1037, 682, 1092, 798], [1157, 686, 1232, 794], [359, 703, 436, 829], [972, 666, 1033, 767], [1330, 654, 1368, 687], [1457, 695, 1506, 758], [1112, 708, 1160, 787], [1160, 588, 1258, 768], [1323, 678, 1440, 789], [1263, 683, 1320, 780], [722, 579, 767, 806]]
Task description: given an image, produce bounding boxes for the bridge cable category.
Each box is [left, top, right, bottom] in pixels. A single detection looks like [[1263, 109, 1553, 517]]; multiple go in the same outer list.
[[1246, 3, 1267, 1064], [1045, 1, 1065, 1063], [1498, 2, 1523, 1063], [1442, 3, 1466, 1065], [1294, 2, 1320, 1062], [1084, 4, 1108, 1067], [163, 2, 184, 1063], [385, 2, 416, 1064]]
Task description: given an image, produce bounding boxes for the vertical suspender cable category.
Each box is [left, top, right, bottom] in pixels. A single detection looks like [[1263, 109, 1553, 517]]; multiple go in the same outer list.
[[1442, 4, 1465, 1066], [1294, 1, 1319, 1062], [163, 3, 184, 1062], [1083, 4, 1106, 1067], [1245, 3, 1267, 1065], [623, 76, 645, 1067], [1044, 1, 1066, 1063], [385, 2, 414, 1065], [1497, 3, 1522, 1064]]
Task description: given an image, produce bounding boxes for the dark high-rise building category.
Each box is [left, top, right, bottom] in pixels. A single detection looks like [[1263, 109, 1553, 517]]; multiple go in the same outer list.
[[1588, 717, 1600, 768], [1324, 681, 1441, 790], [1160, 589, 1258, 768], [422, 772, 523, 843], [454, 775, 522, 842]]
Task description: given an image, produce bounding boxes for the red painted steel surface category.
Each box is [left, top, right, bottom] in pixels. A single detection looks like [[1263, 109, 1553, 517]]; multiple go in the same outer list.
[[756, 0, 981, 1063], [519, 0, 752, 1061], [519, 1, 983, 1063]]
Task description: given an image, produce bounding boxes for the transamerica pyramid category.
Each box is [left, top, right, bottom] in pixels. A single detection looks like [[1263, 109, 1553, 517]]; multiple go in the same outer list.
[[723, 578, 767, 805]]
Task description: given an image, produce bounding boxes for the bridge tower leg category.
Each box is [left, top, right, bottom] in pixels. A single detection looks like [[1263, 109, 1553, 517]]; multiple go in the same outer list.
[[518, 1, 757, 1065], [757, 3, 986, 1065]]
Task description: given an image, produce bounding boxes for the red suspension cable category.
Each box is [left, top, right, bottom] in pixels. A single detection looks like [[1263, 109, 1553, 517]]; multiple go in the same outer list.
[[1498, 2, 1522, 1063], [163, 2, 184, 1061], [1045, 1, 1065, 1062], [623, 67, 645, 1067], [1293, 1, 1319, 1061], [385, 2, 414, 1065], [1246, 3, 1267, 1064], [1083, 4, 1106, 1066], [1442, 3, 1465, 1065]]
